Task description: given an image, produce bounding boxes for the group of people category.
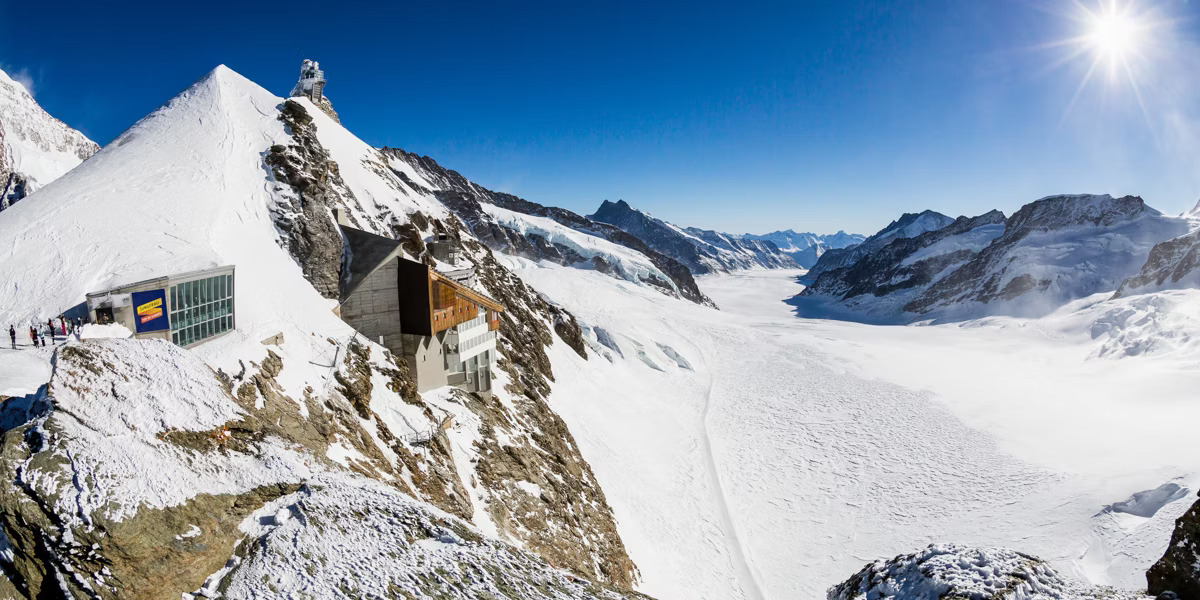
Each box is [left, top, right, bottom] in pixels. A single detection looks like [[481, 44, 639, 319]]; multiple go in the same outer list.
[[7, 316, 85, 349]]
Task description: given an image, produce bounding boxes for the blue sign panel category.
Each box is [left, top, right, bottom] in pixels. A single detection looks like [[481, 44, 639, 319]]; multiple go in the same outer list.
[[131, 289, 170, 333]]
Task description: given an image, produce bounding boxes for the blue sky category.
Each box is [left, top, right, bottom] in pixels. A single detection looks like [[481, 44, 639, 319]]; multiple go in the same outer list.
[[3, 0, 1200, 235]]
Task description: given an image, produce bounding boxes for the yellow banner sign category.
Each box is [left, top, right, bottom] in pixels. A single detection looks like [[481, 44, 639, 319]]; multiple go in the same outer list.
[[137, 297, 163, 315]]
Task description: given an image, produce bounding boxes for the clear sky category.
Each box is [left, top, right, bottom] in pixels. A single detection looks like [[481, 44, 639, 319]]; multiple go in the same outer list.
[[3, 0, 1200, 235]]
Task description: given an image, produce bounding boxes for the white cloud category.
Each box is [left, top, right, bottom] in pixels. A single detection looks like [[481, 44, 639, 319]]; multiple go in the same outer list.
[[10, 68, 35, 98]]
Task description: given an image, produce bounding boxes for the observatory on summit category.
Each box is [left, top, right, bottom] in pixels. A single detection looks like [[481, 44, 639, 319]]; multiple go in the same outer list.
[[291, 59, 326, 102]]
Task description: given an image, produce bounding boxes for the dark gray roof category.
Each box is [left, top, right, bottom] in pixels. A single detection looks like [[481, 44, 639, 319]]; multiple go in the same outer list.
[[341, 227, 403, 301]]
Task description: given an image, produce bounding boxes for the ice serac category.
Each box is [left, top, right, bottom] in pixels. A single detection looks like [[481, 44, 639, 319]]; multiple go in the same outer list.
[[741, 229, 866, 267], [1147, 491, 1200, 599], [0, 64, 645, 595], [800, 210, 1006, 307], [906, 194, 1188, 316], [828, 544, 1145, 600], [0, 67, 98, 210], [377, 148, 716, 307], [803, 210, 955, 282]]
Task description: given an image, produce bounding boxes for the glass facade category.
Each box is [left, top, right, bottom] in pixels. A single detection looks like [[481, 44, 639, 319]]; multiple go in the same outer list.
[[169, 273, 235, 347]]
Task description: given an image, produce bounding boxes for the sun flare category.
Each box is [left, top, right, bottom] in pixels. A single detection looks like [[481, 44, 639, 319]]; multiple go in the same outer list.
[[1085, 3, 1144, 67]]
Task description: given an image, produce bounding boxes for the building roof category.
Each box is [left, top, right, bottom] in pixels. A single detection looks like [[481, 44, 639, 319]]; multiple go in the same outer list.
[[430, 270, 504, 312], [340, 227, 403, 301]]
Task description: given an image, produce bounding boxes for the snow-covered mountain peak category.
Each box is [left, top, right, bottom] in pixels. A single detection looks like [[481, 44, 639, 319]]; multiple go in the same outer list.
[[0, 65, 99, 210]]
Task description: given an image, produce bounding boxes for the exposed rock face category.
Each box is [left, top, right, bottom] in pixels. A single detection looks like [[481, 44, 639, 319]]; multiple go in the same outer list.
[[905, 195, 1179, 314], [588, 199, 798, 273], [829, 544, 1144, 600], [265, 99, 364, 298], [0, 66, 99, 210], [741, 229, 866, 267], [1114, 229, 1200, 298], [802, 210, 1006, 302], [1147, 491, 1200, 599], [379, 147, 716, 307], [804, 210, 955, 283]]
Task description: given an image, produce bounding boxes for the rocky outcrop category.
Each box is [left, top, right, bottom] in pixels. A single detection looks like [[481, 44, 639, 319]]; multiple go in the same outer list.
[[0, 66, 99, 210], [265, 99, 363, 298], [1113, 229, 1200, 298], [589, 199, 798, 273], [379, 148, 716, 307], [802, 210, 1006, 302], [1147, 491, 1200, 599], [829, 544, 1143, 600]]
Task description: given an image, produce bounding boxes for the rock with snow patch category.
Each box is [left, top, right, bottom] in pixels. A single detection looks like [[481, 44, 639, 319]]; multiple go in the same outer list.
[[1147, 491, 1200, 600], [828, 544, 1145, 600]]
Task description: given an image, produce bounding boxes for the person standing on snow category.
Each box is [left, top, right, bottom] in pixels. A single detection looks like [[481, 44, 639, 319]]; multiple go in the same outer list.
[[46, 319, 55, 342], [29, 326, 38, 348], [8, 325, 15, 349]]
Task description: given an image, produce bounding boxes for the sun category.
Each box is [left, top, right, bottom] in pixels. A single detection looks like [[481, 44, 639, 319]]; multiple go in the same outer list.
[[1084, 3, 1145, 68]]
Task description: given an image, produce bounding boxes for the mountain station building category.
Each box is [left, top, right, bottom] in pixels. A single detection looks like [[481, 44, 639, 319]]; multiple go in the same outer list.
[[84, 265, 236, 348], [336, 219, 503, 396]]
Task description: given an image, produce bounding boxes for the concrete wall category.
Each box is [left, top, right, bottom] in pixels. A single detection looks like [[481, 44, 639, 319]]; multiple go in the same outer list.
[[400, 331, 449, 392], [340, 258, 404, 351]]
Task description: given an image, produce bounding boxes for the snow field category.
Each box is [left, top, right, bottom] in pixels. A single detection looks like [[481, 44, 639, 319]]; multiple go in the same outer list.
[[508, 263, 1200, 599]]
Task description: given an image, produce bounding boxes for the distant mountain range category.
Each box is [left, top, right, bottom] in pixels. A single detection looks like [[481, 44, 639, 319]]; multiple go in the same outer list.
[[797, 194, 1198, 321], [588, 199, 863, 272], [739, 229, 866, 267]]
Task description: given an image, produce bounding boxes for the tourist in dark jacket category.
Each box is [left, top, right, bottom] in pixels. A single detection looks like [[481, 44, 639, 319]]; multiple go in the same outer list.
[[8, 325, 14, 349], [29, 326, 38, 348]]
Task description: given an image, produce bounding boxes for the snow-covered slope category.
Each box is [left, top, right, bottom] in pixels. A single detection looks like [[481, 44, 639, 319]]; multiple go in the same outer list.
[[0, 67, 98, 210], [740, 229, 865, 268], [588, 199, 798, 273], [500, 265, 1200, 599], [0, 65, 642, 597], [803, 210, 955, 282]]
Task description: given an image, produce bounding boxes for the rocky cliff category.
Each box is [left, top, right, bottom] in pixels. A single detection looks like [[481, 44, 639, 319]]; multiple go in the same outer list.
[[0, 67, 98, 210], [1147, 491, 1200, 599]]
